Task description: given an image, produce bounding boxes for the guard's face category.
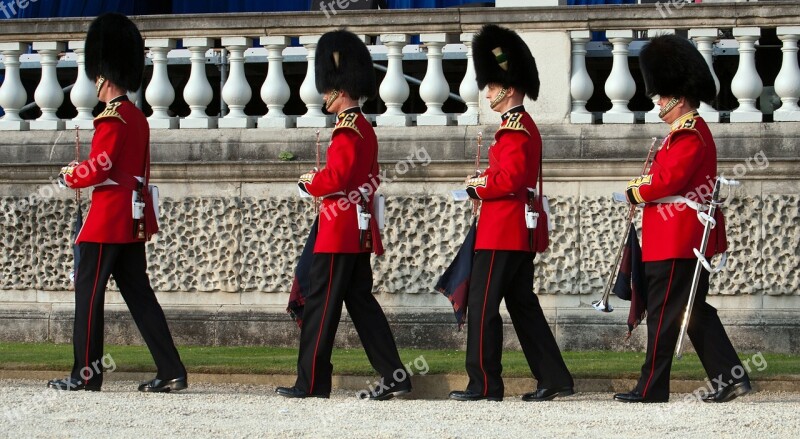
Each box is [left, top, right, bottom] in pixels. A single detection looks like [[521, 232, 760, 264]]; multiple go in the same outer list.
[[657, 95, 682, 122], [486, 83, 511, 112], [485, 83, 503, 104], [322, 89, 341, 114], [657, 95, 673, 110]]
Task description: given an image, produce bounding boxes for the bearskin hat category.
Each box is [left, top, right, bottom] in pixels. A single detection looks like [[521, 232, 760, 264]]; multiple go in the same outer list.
[[639, 34, 716, 104], [315, 30, 377, 100], [85, 12, 144, 92], [472, 24, 539, 100]]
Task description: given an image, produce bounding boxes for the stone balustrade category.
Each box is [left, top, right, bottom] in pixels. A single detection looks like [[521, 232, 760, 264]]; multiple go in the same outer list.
[[1, 3, 800, 130]]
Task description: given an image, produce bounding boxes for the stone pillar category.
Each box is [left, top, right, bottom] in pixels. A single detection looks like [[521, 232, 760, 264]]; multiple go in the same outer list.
[[418, 33, 455, 126], [689, 28, 721, 123], [258, 36, 294, 129], [0, 42, 29, 131], [181, 37, 217, 129], [602, 30, 635, 124], [297, 35, 330, 128], [30, 41, 65, 130], [145, 38, 178, 129], [730, 27, 763, 123], [219, 37, 254, 128], [773, 27, 800, 122], [68, 40, 98, 130], [457, 32, 479, 126], [376, 34, 411, 127], [569, 30, 594, 124]]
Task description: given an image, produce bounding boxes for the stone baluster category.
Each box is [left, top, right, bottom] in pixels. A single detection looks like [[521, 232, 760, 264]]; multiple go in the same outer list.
[[0, 42, 29, 131], [457, 32, 479, 126], [68, 40, 98, 130], [219, 37, 254, 128], [145, 38, 178, 129], [773, 27, 800, 122], [730, 27, 763, 123], [688, 28, 721, 123], [181, 38, 217, 129], [30, 41, 65, 130], [569, 30, 594, 124], [602, 30, 635, 124], [377, 34, 410, 127], [644, 29, 675, 124], [258, 36, 294, 129], [418, 33, 455, 126], [297, 35, 329, 128]]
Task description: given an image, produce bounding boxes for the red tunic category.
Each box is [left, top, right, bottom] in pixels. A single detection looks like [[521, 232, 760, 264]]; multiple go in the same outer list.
[[626, 111, 727, 261], [466, 109, 540, 252], [65, 99, 149, 244], [298, 109, 383, 254]]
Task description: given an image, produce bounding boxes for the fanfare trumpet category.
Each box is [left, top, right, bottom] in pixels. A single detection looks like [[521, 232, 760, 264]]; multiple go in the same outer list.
[[591, 137, 658, 313]]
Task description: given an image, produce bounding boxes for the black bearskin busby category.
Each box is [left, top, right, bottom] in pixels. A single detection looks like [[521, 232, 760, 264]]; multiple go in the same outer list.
[[639, 34, 716, 104], [315, 30, 377, 100], [85, 13, 144, 92], [472, 24, 539, 100]]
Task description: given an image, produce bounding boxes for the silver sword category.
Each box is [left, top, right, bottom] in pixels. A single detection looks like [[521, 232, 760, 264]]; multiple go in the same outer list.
[[675, 176, 740, 358]]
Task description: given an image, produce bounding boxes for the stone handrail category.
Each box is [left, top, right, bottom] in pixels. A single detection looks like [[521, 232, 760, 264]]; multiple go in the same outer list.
[[0, 3, 799, 41]]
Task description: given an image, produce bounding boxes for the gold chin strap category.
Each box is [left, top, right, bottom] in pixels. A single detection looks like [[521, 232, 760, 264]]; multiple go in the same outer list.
[[489, 87, 508, 110], [658, 97, 680, 119], [325, 90, 340, 111], [95, 75, 106, 97]]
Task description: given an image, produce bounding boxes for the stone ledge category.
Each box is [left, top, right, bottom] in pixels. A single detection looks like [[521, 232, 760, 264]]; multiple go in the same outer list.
[[2, 304, 798, 353], [1, 3, 798, 42], [1, 124, 798, 183]]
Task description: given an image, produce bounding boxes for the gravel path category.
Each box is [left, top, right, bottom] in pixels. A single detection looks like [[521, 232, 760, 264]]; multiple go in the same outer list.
[[1, 380, 798, 438]]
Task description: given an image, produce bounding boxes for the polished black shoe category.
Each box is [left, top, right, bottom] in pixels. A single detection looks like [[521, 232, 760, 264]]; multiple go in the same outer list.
[[138, 376, 188, 393], [521, 387, 574, 402], [47, 377, 101, 392], [360, 383, 412, 401], [448, 390, 502, 402], [275, 386, 329, 399], [702, 380, 752, 403], [613, 391, 667, 403]]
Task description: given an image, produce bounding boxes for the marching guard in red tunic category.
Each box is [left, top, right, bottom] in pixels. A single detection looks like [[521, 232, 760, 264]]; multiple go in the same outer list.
[[276, 30, 410, 401], [448, 24, 574, 402], [614, 35, 751, 403], [48, 13, 186, 393]]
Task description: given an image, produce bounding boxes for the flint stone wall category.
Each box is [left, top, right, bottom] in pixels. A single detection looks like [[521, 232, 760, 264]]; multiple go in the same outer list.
[[1, 124, 798, 352]]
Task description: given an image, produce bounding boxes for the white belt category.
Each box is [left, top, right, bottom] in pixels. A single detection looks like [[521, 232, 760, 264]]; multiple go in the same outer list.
[[94, 176, 144, 187], [651, 196, 707, 212]]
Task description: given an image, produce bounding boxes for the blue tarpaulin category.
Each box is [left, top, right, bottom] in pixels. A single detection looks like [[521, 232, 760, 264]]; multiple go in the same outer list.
[[7, 0, 491, 18], [567, 0, 635, 4]]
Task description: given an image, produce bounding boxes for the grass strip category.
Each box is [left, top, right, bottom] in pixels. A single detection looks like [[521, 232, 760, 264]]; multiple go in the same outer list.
[[1, 343, 796, 380]]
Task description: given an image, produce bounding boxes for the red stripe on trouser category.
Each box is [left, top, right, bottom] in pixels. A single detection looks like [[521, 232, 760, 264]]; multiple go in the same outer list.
[[85, 244, 103, 382], [479, 251, 496, 396], [642, 260, 676, 398], [309, 255, 335, 394]]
